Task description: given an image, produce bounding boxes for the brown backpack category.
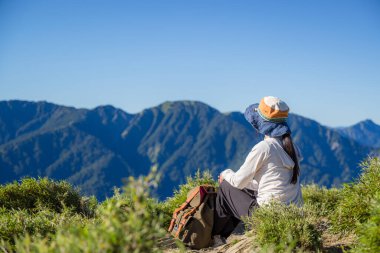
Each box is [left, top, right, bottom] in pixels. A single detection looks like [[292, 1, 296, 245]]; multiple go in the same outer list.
[[167, 185, 217, 249]]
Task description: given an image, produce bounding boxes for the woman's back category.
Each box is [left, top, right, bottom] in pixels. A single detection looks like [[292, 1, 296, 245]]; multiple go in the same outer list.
[[254, 137, 303, 206]]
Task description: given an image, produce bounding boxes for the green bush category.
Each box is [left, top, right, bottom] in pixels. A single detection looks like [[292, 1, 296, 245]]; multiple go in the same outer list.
[[353, 193, 380, 253], [98, 187, 133, 210], [302, 184, 341, 217], [100, 181, 166, 230], [3, 172, 166, 253], [0, 178, 97, 247], [159, 170, 217, 227], [331, 157, 380, 234], [246, 202, 322, 252], [0, 207, 89, 246], [0, 177, 96, 216]]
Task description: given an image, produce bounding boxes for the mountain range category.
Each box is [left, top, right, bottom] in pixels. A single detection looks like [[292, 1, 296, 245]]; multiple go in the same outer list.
[[0, 100, 378, 200]]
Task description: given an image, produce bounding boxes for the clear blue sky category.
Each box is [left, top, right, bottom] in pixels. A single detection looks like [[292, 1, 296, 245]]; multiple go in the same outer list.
[[1, 0, 379, 127]]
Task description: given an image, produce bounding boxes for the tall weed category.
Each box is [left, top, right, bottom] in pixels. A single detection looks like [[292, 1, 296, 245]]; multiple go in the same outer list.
[[0, 177, 96, 216], [3, 171, 166, 253], [353, 193, 380, 253], [245, 202, 322, 252], [0, 178, 96, 247], [302, 184, 341, 217], [331, 157, 380, 234], [0, 207, 89, 246]]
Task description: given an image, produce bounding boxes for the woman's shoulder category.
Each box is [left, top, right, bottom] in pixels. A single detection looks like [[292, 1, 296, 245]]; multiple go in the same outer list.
[[252, 139, 271, 152]]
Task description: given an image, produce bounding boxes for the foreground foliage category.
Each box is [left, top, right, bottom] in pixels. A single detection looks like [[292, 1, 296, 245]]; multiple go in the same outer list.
[[302, 184, 341, 217], [0, 178, 96, 248], [1, 158, 380, 252], [354, 193, 380, 253], [0, 207, 87, 247], [330, 157, 380, 234], [246, 203, 322, 252], [0, 177, 96, 215], [0, 173, 165, 253]]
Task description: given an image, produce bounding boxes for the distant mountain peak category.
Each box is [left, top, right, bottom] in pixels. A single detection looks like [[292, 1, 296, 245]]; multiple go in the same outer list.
[[336, 118, 380, 148], [155, 100, 219, 114], [94, 104, 119, 111], [159, 100, 216, 108], [357, 119, 377, 127], [351, 119, 380, 132], [93, 105, 131, 115]]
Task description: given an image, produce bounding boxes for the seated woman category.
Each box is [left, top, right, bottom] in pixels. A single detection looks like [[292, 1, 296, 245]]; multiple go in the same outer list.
[[212, 96, 303, 241]]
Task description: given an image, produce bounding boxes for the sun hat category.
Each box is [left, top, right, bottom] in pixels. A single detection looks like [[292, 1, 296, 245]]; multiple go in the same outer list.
[[244, 96, 291, 137]]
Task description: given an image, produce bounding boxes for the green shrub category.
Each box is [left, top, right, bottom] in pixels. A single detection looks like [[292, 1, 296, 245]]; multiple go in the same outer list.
[[3, 171, 166, 253], [159, 170, 217, 226], [0, 177, 97, 216], [331, 157, 380, 234], [0, 178, 97, 247], [302, 184, 341, 217], [246, 202, 322, 252], [100, 182, 166, 230], [0, 207, 90, 246], [353, 193, 380, 253], [99, 187, 133, 210]]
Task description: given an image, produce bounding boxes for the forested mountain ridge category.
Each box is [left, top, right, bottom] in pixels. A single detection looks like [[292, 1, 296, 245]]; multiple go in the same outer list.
[[0, 100, 375, 199]]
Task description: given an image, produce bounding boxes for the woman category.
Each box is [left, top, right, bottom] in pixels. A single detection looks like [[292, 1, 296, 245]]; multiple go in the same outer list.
[[212, 96, 303, 242]]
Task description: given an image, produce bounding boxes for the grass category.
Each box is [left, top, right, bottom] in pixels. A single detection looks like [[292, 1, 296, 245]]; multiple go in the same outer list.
[[0, 207, 87, 246], [0, 177, 97, 216], [330, 157, 380, 234], [245, 202, 322, 252], [1, 158, 380, 252], [0, 178, 96, 248], [302, 184, 341, 217], [353, 193, 380, 253], [1, 171, 166, 253]]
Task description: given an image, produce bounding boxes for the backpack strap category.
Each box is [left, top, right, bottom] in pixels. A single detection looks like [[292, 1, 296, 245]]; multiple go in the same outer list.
[[174, 194, 209, 237], [168, 186, 202, 232]]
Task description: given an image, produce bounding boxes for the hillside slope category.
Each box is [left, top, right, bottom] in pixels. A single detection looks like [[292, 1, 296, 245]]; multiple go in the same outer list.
[[0, 100, 373, 199]]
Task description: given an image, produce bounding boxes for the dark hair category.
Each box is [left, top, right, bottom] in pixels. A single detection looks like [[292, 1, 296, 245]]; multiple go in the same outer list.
[[282, 133, 299, 184]]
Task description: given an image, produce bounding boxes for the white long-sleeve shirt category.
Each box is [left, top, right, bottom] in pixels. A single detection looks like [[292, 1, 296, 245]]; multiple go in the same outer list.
[[221, 137, 303, 206]]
